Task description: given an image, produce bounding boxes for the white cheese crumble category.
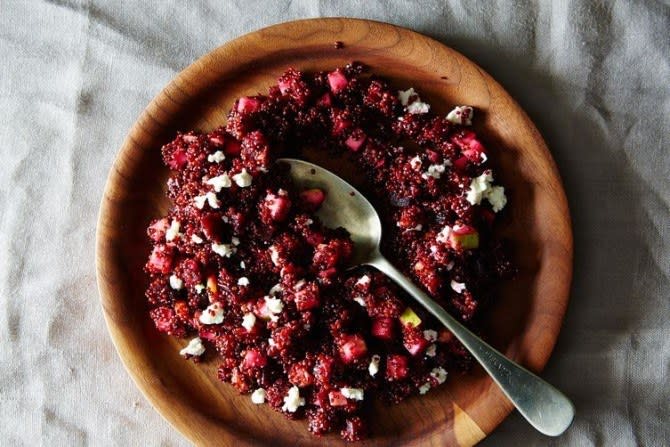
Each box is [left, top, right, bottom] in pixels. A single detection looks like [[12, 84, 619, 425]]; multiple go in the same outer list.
[[450, 280, 466, 294], [446, 260, 455, 271], [446, 105, 474, 126], [237, 276, 250, 287], [268, 283, 283, 297], [211, 243, 235, 258], [409, 155, 422, 170], [191, 234, 203, 244], [240, 261, 246, 269], [436, 226, 452, 244], [397, 88, 417, 106], [179, 337, 205, 357], [242, 312, 256, 332], [407, 100, 430, 114], [169, 275, 184, 290], [487, 185, 507, 212], [199, 302, 224, 325], [165, 220, 181, 241], [421, 161, 451, 180], [465, 170, 507, 212], [194, 284, 205, 293], [232, 168, 253, 187], [206, 173, 232, 192], [430, 367, 448, 384], [353, 297, 366, 307], [423, 329, 438, 342], [194, 192, 220, 209], [268, 338, 276, 347], [207, 150, 226, 163], [355, 275, 371, 287], [418, 383, 431, 395], [269, 245, 280, 266], [281, 386, 305, 413], [250, 388, 266, 404], [340, 387, 365, 401], [425, 344, 437, 357], [368, 354, 381, 377], [264, 296, 284, 316]]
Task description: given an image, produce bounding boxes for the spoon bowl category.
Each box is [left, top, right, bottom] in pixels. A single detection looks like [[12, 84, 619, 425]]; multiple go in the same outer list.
[[280, 157, 575, 437]]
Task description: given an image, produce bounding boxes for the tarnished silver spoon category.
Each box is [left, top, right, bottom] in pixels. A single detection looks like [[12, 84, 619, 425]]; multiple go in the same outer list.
[[279, 158, 575, 437]]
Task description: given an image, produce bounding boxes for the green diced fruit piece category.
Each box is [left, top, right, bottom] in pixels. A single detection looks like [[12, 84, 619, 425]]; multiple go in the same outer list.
[[448, 225, 479, 250], [399, 307, 422, 328]]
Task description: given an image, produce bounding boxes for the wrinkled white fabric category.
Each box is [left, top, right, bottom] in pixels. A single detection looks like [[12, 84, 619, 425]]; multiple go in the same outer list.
[[0, 1, 668, 446]]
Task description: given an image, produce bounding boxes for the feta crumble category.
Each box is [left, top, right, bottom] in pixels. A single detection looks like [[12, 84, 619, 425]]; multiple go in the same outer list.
[[446, 105, 474, 126], [237, 276, 250, 287], [251, 388, 266, 404], [418, 382, 431, 395], [199, 302, 224, 325], [421, 162, 450, 180], [409, 155, 422, 170], [165, 220, 181, 241], [211, 243, 235, 258], [191, 234, 203, 244], [430, 367, 448, 384], [240, 261, 246, 269], [353, 297, 366, 307], [355, 275, 371, 287], [368, 354, 381, 377], [207, 150, 226, 163], [206, 173, 232, 192], [465, 171, 507, 212], [450, 280, 466, 294], [169, 275, 183, 290], [242, 312, 256, 332], [436, 226, 452, 244], [264, 296, 284, 316], [281, 386, 305, 413], [268, 283, 283, 297], [232, 168, 252, 187], [340, 387, 365, 401], [269, 245, 280, 266], [194, 192, 220, 209], [397, 88, 417, 106], [231, 236, 240, 246], [194, 284, 205, 293], [423, 329, 438, 342], [179, 337, 205, 357], [407, 100, 430, 114], [425, 344, 437, 357]]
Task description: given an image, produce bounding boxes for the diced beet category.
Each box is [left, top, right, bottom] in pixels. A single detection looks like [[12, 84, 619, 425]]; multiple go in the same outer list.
[[371, 317, 395, 341], [224, 138, 242, 155], [345, 130, 366, 151], [173, 300, 190, 320], [242, 348, 268, 369], [385, 355, 409, 381], [294, 283, 320, 311], [288, 361, 314, 387], [328, 390, 348, 407], [453, 156, 469, 172], [327, 70, 348, 93], [456, 131, 486, 161], [317, 92, 332, 106], [278, 79, 291, 95], [337, 334, 368, 364], [200, 213, 224, 242], [147, 218, 169, 242], [147, 245, 173, 274], [299, 188, 326, 211], [167, 149, 188, 170], [237, 96, 262, 114], [403, 328, 430, 356]]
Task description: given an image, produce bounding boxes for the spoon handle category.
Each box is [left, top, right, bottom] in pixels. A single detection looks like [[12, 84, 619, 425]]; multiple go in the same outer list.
[[370, 255, 575, 436]]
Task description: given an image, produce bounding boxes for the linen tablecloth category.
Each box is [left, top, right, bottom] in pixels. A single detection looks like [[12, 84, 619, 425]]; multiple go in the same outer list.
[[1, 1, 668, 445]]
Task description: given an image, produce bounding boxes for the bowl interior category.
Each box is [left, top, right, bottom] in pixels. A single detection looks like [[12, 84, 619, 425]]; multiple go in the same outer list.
[[96, 18, 572, 447]]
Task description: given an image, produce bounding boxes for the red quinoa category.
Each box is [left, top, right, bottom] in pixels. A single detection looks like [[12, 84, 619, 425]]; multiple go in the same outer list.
[[145, 63, 512, 441]]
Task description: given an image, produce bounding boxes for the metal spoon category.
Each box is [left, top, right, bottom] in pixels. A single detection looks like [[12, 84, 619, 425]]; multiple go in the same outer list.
[[279, 158, 575, 437]]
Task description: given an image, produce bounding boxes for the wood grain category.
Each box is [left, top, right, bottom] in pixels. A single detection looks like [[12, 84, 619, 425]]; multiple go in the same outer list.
[[95, 18, 573, 446]]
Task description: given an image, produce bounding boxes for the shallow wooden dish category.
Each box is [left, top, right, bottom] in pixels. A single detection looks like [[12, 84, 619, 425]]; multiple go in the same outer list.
[[96, 18, 572, 446]]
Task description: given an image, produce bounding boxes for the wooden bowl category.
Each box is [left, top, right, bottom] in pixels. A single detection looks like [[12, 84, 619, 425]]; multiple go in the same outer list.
[[96, 18, 572, 446]]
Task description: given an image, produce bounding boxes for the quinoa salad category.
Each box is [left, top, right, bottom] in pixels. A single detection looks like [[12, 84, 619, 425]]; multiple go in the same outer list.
[[144, 63, 513, 441]]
